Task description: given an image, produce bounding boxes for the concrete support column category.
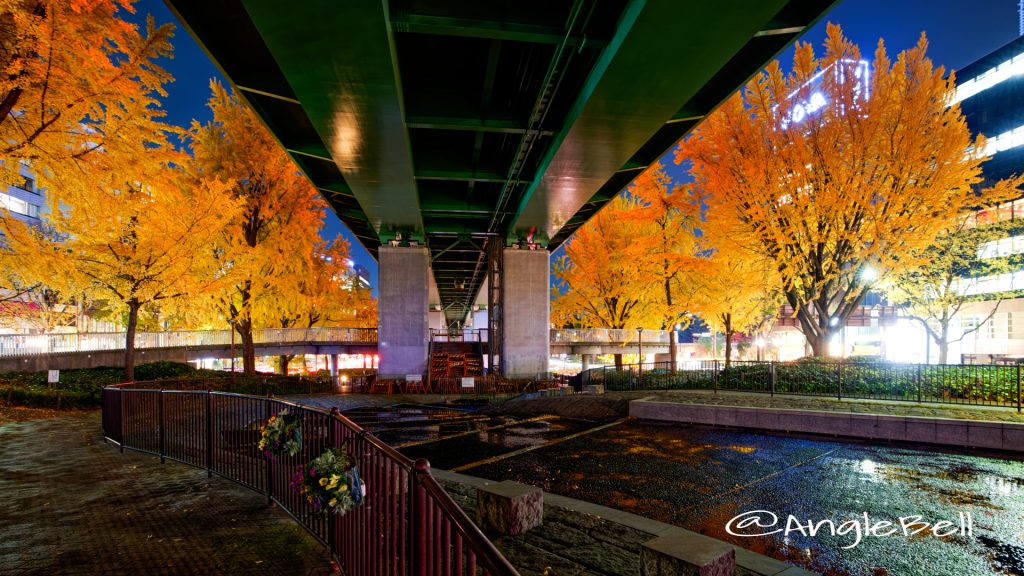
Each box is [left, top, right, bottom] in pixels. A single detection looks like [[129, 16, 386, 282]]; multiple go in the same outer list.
[[502, 248, 549, 378], [378, 245, 429, 378], [581, 354, 592, 372], [329, 354, 339, 390]]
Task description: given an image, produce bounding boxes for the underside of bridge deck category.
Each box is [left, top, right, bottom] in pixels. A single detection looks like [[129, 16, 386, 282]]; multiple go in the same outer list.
[[165, 0, 836, 328]]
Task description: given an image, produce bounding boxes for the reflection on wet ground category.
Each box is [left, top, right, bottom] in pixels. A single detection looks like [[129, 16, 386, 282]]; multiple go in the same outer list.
[[465, 421, 1024, 576], [342, 404, 596, 470], [344, 405, 1024, 575]]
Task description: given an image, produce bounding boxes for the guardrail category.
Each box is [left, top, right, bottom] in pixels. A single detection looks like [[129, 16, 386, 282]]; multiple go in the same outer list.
[[0, 327, 378, 358], [549, 328, 670, 345], [576, 360, 1024, 411], [0, 327, 676, 358], [102, 383, 519, 575]]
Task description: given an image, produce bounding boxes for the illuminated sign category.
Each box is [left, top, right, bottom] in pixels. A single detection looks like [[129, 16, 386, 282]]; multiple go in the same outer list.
[[777, 59, 870, 129]]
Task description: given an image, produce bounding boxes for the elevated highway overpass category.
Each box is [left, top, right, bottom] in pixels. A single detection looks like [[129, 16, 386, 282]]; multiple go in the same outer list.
[[164, 0, 835, 377]]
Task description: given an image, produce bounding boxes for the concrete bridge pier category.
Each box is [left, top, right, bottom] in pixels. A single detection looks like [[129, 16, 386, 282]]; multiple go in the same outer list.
[[501, 248, 550, 378], [329, 354, 339, 390], [377, 245, 430, 378]]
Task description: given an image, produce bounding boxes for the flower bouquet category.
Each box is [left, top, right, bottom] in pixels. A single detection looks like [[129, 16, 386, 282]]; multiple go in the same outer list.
[[291, 447, 365, 515], [258, 411, 302, 457]]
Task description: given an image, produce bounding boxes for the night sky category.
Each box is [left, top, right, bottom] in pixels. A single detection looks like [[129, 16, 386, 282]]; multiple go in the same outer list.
[[132, 0, 1022, 288]]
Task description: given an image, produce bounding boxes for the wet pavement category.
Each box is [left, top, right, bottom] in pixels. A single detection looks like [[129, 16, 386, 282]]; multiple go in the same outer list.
[[466, 420, 1024, 576], [0, 413, 331, 575]]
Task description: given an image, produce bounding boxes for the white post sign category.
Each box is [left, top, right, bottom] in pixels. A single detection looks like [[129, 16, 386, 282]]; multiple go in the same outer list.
[[48, 370, 59, 386], [461, 377, 475, 389], [406, 374, 422, 383]]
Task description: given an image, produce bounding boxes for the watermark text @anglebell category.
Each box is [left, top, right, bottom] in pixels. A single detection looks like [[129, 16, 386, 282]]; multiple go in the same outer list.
[[725, 510, 973, 549]]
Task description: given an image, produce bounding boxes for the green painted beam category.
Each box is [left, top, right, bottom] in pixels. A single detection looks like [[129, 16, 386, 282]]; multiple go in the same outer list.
[[391, 13, 606, 48], [512, 0, 795, 240], [240, 0, 423, 239], [406, 115, 554, 136]]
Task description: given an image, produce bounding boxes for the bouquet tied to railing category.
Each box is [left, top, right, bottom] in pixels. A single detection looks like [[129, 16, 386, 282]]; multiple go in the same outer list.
[[258, 411, 302, 457], [291, 447, 365, 515]]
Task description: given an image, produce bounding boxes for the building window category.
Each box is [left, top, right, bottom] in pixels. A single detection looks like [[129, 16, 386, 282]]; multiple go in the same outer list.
[[0, 192, 39, 219], [17, 176, 35, 193], [961, 316, 979, 332]]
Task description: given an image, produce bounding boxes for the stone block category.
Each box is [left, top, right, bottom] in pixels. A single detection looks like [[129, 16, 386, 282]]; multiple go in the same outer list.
[[585, 384, 606, 395], [876, 416, 907, 441], [850, 414, 880, 439], [967, 423, 1004, 450], [641, 534, 736, 576], [476, 481, 543, 536], [1003, 424, 1024, 451], [935, 421, 968, 446], [905, 419, 937, 444], [715, 408, 740, 427]]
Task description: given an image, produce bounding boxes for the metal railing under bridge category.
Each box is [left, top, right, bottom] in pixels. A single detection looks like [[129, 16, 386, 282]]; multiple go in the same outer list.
[[1, 327, 673, 357], [102, 382, 519, 575]]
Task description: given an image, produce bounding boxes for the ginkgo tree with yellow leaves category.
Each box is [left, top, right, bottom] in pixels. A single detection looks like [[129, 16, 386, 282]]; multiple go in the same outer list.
[[688, 241, 780, 368], [620, 163, 702, 369], [676, 24, 1021, 357], [552, 194, 664, 368], [2, 147, 240, 381], [189, 81, 330, 375], [0, 0, 174, 187]]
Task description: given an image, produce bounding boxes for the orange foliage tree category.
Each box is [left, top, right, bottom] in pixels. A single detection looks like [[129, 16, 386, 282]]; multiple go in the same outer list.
[[3, 146, 240, 380], [0, 0, 174, 186], [552, 194, 663, 367], [676, 24, 1019, 357], [190, 81, 329, 375], [621, 163, 702, 368]]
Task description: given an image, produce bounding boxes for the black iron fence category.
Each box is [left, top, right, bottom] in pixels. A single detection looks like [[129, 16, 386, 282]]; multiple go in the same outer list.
[[101, 384, 519, 576], [577, 360, 1024, 411]]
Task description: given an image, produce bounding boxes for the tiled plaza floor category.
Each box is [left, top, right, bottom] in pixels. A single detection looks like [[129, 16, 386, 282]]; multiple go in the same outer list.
[[0, 412, 333, 575]]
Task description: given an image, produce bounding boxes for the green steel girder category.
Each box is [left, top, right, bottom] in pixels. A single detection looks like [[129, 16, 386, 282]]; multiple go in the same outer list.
[[513, 0, 807, 240], [165, 0, 836, 325], [241, 0, 423, 238]]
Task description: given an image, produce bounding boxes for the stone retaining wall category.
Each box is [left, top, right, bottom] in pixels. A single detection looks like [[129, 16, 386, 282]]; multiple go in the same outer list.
[[629, 398, 1024, 453]]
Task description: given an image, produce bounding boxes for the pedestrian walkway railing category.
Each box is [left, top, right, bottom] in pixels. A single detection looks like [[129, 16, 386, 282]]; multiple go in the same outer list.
[[1, 327, 677, 358], [549, 328, 670, 345], [101, 384, 519, 575], [0, 327, 378, 357], [576, 359, 1024, 412]]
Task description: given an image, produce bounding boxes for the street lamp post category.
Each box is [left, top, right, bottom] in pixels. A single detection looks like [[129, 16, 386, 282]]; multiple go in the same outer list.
[[637, 328, 644, 386]]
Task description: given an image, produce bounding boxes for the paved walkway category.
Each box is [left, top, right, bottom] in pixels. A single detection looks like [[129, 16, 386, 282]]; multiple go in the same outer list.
[[0, 412, 332, 576], [604, 389, 1024, 422]]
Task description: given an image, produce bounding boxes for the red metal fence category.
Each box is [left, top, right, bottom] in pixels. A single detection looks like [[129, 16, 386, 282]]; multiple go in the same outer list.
[[101, 385, 519, 575]]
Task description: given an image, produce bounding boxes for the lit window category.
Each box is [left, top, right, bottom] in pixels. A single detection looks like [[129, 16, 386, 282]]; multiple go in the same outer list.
[[0, 192, 39, 218], [953, 52, 1024, 105]]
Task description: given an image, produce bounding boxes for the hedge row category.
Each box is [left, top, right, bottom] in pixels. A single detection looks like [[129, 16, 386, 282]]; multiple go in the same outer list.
[[589, 361, 1023, 405]]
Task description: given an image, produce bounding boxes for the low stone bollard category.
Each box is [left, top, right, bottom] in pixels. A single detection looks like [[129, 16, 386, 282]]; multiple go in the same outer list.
[[640, 534, 736, 576], [476, 480, 543, 536], [585, 384, 605, 395]]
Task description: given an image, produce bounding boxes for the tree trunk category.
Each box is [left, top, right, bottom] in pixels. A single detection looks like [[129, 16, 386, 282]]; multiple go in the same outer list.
[[277, 354, 293, 375], [807, 328, 836, 358], [236, 321, 256, 375], [614, 353, 623, 370], [664, 277, 677, 373], [124, 299, 141, 382], [669, 332, 678, 373], [938, 320, 950, 365], [723, 314, 733, 369]]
